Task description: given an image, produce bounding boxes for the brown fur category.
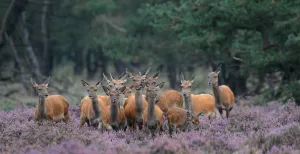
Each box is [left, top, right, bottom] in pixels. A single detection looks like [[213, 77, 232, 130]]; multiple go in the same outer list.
[[34, 95, 70, 122], [191, 94, 216, 119], [30, 77, 70, 123], [208, 67, 235, 118], [180, 73, 216, 119], [78, 96, 111, 129], [142, 105, 163, 130], [165, 107, 201, 136], [101, 105, 127, 130], [124, 93, 148, 129], [156, 90, 183, 112]]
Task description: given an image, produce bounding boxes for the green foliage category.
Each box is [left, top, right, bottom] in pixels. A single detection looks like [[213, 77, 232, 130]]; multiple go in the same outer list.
[[0, 100, 14, 111], [2, 0, 300, 104]]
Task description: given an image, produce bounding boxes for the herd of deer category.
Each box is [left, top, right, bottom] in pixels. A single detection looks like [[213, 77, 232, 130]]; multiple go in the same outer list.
[[29, 66, 235, 137]]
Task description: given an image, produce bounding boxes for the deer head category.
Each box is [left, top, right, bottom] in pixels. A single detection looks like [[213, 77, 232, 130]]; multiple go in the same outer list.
[[102, 85, 126, 104], [103, 72, 127, 89], [126, 67, 151, 90], [187, 110, 205, 124], [180, 72, 196, 97], [145, 71, 160, 88], [81, 80, 102, 99], [145, 82, 164, 99], [208, 65, 221, 85], [30, 77, 51, 98]]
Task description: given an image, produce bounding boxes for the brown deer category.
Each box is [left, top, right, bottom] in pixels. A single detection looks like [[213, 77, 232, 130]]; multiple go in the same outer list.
[[124, 67, 150, 130], [143, 82, 164, 138], [102, 72, 131, 108], [30, 77, 70, 122], [208, 65, 235, 118], [78, 80, 112, 130], [181, 73, 216, 120], [165, 107, 205, 137], [144, 71, 183, 112], [101, 85, 127, 131]]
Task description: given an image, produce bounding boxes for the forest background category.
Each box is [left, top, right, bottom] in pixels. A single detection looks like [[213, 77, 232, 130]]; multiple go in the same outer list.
[[1, 0, 300, 110]]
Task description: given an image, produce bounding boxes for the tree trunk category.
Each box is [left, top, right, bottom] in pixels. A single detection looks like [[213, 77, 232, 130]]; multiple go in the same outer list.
[[20, 11, 45, 83], [86, 49, 98, 79], [41, 0, 51, 75], [4, 32, 32, 94], [0, 0, 28, 48], [167, 64, 177, 90], [73, 50, 84, 75]]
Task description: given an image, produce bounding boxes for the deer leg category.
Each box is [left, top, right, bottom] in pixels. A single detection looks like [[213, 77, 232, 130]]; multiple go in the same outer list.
[[218, 108, 223, 119], [168, 123, 173, 138], [78, 115, 86, 128], [226, 108, 230, 118], [63, 111, 70, 123]]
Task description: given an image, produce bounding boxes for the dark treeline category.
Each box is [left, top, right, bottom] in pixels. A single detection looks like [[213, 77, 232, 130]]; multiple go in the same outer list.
[[0, 0, 300, 105]]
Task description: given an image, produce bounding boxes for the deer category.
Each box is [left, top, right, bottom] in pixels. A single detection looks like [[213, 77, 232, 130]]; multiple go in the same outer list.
[[101, 85, 127, 131], [180, 73, 216, 120], [30, 77, 70, 122], [101, 72, 131, 108], [78, 80, 112, 130], [124, 67, 151, 130], [144, 71, 183, 112], [143, 82, 165, 138], [208, 65, 235, 118], [164, 107, 205, 137]]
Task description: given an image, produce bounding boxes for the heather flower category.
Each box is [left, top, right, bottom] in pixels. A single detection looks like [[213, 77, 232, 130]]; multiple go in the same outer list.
[[0, 102, 299, 153]]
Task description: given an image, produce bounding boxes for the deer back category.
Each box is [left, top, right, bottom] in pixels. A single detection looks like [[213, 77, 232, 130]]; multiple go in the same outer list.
[[191, 94, 216, 116], [219, 85, 235, 108], [156, 90, 183, 112]]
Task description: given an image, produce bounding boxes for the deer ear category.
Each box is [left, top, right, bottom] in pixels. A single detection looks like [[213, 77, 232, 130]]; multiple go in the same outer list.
[[81, 80, 90, 87], [190, 73, 195, 83], [95, 80, 103, 88], [142, 67, 151, 76], [30, 78, 38, 87], [216, 64, 222, 74], [181, 72, 185, 81], [153, 71, 160, 79], [44, 76, 51, 87], [157, 82, 165, 89], [103, 73, 111, 83], [126, 68, 134, 79], [102, 86, 110, 95]]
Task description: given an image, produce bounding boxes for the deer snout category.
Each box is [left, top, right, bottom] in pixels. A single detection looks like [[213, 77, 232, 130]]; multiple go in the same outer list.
[[182, 93, 187, 97]]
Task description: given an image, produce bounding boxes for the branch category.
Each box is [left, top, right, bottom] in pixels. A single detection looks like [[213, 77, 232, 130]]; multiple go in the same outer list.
[[4, 32, 32, 94], [41, 0, 48, 61], [100, 15, 127, 33], [0, 0, 16, 43], [20, 11, 45, 83]]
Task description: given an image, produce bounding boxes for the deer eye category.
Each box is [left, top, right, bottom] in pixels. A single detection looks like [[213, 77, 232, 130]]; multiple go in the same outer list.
[[189, 86, 191, 88]]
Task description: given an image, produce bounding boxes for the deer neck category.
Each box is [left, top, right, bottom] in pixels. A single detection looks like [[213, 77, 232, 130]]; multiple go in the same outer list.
[[145, 90, 150, 103], [38, 96, 46, 117], [91, 97, 101, 119], [147, 95, 156, 121], [212, 83, 222, 107], [183, 93, 193, 112], [119, 94, 125, 107], [135, 89, 144, 117], [110, 99, 118, 124]]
